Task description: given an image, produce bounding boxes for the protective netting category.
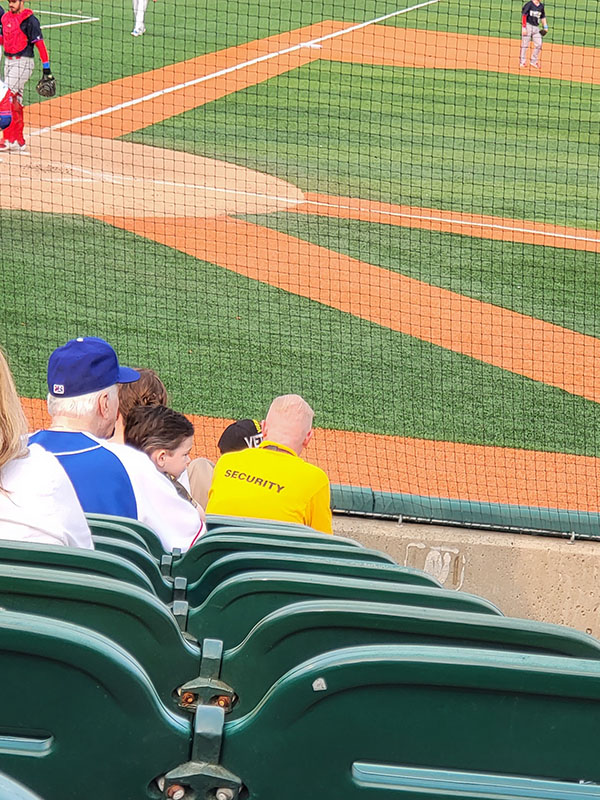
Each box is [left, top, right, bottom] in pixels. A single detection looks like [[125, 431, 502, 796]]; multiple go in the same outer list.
[[1, 0, 599, 525]]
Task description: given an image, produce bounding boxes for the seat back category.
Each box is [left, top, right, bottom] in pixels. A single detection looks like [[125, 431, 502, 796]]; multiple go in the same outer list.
[[205, 515, 321, 534], [88, 519, 151, 551], [0, 540, 155, 594], [173, 535, 395, 580], [93, 536, 173, 602], [188, 571, 501, 648], [0, 611, 190, 800], [86, 513, 165, 558], [0, 773, 45, 800], [204, 522, 361, 547], [221, 599, 600, 717], [187, 552, 439, 605], [217, 645, 600, 799], [0, 564, 199, 706]]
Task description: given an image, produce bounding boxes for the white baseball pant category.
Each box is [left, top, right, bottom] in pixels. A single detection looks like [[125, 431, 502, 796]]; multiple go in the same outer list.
[[132, 0, 149, 30], [520, 23, 542, 65]]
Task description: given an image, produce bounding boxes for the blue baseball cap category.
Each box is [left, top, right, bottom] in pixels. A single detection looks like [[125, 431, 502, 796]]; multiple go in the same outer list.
[[48, 337, 140, 398]]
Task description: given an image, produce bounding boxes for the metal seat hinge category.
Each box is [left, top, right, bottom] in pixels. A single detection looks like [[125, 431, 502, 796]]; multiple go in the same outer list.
[[161, 705, 241, 800]]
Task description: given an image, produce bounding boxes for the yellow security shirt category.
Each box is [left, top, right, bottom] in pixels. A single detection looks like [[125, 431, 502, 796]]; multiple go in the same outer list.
[[206, 440, 332, 533]]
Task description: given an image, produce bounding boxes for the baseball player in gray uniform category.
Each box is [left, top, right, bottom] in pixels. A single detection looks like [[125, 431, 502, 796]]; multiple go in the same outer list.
[[520, 0, 549, 68]]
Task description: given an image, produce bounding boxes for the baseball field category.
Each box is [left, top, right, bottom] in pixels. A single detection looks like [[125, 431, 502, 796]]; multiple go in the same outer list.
[[2, 0, 600, 517]]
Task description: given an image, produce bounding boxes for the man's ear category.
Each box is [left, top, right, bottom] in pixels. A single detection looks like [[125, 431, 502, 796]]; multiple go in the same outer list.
[[302, 428, 314, 450], [98, 391, 111, 418]]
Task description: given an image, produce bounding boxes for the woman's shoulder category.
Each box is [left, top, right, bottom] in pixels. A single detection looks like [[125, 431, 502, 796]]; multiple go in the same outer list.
[[2, 443, 66, 487]]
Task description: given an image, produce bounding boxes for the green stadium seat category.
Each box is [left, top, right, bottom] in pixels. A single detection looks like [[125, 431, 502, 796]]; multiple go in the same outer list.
[[86, 514, 164, 559], [2, 611, 600, 800], [168, 535, 395, 580], [204, 519, 362, 547], [0, 611, 191, 800], [205, 514, 322, 534], [88, 520, 152, 552], [0, 540, 156, 595], [185, 551, 440, 605], [217, 645, 600, 799], [0, 773, 44, 800], [186, 571, 502, 649], [218, 599, 600, 717], [92, 536, 177, 603], [205, 525, 361, 546], [0, 565, 199, 708]]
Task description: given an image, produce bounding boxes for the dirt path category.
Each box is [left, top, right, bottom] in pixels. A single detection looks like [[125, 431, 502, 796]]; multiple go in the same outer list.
[[22, 397, 600, 511], [26, 23, 600, 140], [319, 25, 600, 82], [0, 132, 302, 216]]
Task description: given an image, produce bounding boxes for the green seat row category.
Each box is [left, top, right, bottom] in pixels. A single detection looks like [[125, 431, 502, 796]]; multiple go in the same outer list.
[[86, 513, 363, 558], [0, 609, 599, 800]]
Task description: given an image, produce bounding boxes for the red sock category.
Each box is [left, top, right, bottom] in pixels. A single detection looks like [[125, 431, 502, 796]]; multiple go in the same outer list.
[[2, 93, 19, 143], [12, 97, 24, 146]]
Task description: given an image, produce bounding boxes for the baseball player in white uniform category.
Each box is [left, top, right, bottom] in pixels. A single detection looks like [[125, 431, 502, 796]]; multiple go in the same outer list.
[[132, 0, 155, 37]]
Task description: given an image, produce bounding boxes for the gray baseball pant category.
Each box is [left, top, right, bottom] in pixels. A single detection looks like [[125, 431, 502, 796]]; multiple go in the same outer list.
[[520, 24, 542, 65], [4, 57, 34, 101]]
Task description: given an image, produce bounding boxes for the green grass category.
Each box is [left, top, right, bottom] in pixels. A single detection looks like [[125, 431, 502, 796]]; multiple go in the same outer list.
[[4, 0, 600, 472], [34, 0, 600, 102], [3, 211, 600, 455], [126, 62, 600, 228], [241, 213, 600, 338], [34, 0, 600, 104]]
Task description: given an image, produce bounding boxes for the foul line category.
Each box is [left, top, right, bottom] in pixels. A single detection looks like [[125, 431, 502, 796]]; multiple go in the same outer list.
[[30, 0, 440, 136], [31, 10, 96, 17], [302, 198, 600, 245], [42, 19, 99, 29], [32, 9, 99, 29]]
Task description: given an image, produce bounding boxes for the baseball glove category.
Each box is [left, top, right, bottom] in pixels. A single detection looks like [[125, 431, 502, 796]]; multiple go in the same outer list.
[[36, 73, 56, 98], [540, 28, 548, 36]]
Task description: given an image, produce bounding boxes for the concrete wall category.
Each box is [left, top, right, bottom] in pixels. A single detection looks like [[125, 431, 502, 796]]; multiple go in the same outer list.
[[333, 514, 600, 636]]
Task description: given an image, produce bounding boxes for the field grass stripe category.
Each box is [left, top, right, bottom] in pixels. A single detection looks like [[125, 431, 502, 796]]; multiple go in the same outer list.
[[30, 2, 439, 136]]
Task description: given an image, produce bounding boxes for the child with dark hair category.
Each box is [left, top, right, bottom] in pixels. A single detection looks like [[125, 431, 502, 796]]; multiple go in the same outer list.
[[124, 405, 201, 512]]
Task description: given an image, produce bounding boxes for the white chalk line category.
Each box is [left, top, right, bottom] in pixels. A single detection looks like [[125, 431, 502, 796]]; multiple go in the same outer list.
[[301, 198, 600, 244], [30, 0, 440, 136], [32, 9, 99, 29], [31, 10, 95, 18], [42, 18, 99, 30]]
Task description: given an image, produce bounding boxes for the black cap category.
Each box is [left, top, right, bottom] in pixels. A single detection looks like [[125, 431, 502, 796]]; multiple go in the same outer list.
[[218, 419, 263, 454]]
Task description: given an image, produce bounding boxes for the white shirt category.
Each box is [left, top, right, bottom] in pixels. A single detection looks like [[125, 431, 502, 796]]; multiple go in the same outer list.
[[29, 430, 205, 552], [100, 439, 204, 551], [0, 444, 94, 548]]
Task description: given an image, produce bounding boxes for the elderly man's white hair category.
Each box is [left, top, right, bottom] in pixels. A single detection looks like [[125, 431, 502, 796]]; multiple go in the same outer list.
[[47, 385, 118, 418], [263, 394, 314, 455]]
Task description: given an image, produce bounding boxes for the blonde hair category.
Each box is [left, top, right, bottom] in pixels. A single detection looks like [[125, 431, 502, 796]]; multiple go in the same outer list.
[[0, 347, 28, 477]]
